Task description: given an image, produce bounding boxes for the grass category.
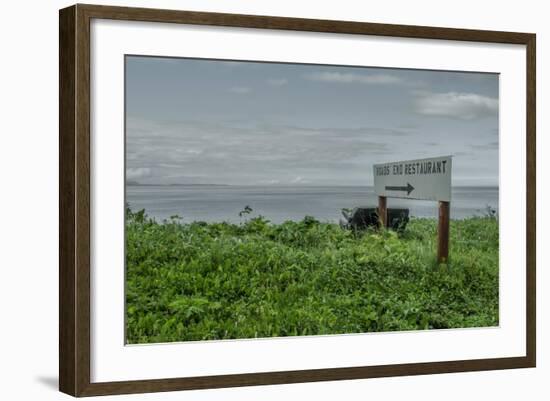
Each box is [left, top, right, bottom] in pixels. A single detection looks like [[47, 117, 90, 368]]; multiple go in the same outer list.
[[125, 207, 499, 344]]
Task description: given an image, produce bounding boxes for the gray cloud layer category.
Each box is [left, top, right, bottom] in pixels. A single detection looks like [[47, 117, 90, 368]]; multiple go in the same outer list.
[[126, 118, 409, 185], [126, 57, 499, 186]]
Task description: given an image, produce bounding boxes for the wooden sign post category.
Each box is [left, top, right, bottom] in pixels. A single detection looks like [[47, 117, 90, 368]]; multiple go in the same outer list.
[[378, 195, 387, 228], [437, 201, 450, 263], [373, 156, 452, 263]]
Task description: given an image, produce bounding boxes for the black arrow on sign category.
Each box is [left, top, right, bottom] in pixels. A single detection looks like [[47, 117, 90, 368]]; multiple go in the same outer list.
[[385, 183, 415, 195]]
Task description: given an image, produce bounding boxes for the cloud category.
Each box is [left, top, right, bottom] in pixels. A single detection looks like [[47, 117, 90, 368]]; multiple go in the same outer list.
[[126, 167, 152, 181], [470, 141, 499, 151], [290, 176, 308, 184], [267, 78, 288, 86], [229, 86, 251, 94], [259, 179, 281, 185], [305, 71, 403, 85], [414, 92, 498, 120], [215, 61, 249, 67]]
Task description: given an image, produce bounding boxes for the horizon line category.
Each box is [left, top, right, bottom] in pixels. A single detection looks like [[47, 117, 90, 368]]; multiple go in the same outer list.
[[126, 182, 499, 188]]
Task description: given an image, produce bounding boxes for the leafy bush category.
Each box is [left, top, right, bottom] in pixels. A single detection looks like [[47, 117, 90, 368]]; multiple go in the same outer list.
[[126, 208, 499, 343]]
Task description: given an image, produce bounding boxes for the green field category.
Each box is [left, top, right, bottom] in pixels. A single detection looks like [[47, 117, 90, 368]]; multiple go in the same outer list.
[[126, 207, 499, 344]]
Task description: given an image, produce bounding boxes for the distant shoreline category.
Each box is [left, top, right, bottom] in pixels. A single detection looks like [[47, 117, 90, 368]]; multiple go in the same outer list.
[[127, 182, 499, 189]]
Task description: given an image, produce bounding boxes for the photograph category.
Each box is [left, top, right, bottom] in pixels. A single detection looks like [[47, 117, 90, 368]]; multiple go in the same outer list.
[[124, 56, 500, 344]]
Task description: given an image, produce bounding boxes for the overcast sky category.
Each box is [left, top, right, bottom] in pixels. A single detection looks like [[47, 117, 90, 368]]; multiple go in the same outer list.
[[126, 56, 499, 186]]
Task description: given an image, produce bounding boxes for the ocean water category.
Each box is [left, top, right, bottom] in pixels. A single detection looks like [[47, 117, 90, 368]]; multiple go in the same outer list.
[[126, 185, 498, 224]]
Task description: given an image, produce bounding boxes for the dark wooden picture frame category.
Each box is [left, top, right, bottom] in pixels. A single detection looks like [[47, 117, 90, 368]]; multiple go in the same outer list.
[[59, 3, 536, 397]]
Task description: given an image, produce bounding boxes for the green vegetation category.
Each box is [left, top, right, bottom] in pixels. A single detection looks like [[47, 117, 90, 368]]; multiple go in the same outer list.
[[126, 207, 499, 344]]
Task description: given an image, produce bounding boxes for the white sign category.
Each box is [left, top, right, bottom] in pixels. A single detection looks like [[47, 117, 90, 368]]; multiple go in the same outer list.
[[373, 155, 452, 201]]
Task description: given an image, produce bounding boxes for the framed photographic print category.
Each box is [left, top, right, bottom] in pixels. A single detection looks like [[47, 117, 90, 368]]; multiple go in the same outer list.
[[59, 4, 536, 397]]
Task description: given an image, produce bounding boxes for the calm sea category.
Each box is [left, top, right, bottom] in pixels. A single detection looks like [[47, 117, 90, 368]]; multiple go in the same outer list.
[[126, 185, 498, 224]]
